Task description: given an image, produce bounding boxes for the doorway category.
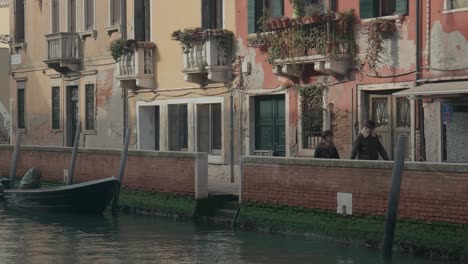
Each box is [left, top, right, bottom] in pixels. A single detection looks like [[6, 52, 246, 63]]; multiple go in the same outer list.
[[368, 93, 411, 159], [66, 86, 79, 147], [255, 95, 286, 156]]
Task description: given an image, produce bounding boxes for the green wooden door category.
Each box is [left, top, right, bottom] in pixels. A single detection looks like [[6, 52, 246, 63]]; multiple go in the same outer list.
[[255, 95, 286, 156]]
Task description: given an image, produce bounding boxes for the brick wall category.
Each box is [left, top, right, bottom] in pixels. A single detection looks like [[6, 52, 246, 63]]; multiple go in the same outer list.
[[0, 146, 208, 198], [241, 157, 468, 224]]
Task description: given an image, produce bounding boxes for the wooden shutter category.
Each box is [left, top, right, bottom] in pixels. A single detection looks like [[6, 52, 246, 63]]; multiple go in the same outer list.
[[85, 0, 94, 30], [270, 0, 284, 18], [395, 0, 408, 15], [15, 0, 25, 42], [52, 0, 60, 33], [359, 0, 379, 19], [215, 0, 223, 29], [247, 0, 256, 34], [202, 0, 212, 29], [144, 0, 151, 41], [329, 0, 336, 12]]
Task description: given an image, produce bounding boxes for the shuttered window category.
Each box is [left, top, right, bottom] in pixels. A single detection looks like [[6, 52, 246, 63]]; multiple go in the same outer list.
[[85, 84, 95, 130], [52, 87, 61, 130], [15, 0, 25, 43], [68, 0, 77, 32], [52, 0, 60, 33], [110, 0, 121, 26], [197, 104, 222, 156], [168, 104, 188, 151], [134, 0, 151, 41], [360, 0, 407, 18], [84, 0, 94, 31], [17, 82, 26, 129], [248, 0, 284, 34], [202, 0, 223, 29]]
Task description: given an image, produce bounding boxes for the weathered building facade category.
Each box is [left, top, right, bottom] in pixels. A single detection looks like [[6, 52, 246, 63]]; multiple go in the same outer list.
[[234, 0, 468, 163], [0, 0, 10, 143]]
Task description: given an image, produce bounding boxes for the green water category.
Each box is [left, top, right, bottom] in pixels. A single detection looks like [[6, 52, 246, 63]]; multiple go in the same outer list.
[[0, 207, 445, 264]]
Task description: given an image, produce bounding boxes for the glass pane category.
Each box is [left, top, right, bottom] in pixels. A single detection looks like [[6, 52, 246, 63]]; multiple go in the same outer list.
[[372, 97, 389, 127], [452, 0, 468, 9], [396, 97, 410, 128], [211, 104, 222, 155], [85, 84, 95, 130], [169, 104, 188, 151], [52, 87, 60, 129], [197, 104, 210, 154]]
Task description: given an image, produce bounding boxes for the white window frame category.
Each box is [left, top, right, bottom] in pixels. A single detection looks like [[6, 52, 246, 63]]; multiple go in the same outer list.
[[109, 0, 120, 27], [443, 0, 468, 14], [66, 0, 78, 33], [136, 97, 225, 164]]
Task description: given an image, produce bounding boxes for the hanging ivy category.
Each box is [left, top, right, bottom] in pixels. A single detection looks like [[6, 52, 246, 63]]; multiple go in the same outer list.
[[172, 28, 234, 55], [363, 19, 397, 72], [298, 83, 327, 134]]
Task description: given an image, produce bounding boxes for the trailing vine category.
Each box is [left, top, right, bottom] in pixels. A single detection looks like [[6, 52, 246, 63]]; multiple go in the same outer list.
[[363, 19, 397, 72], [298, 83, 327, 134], [172, 28, 234, 55], [109, 38, 137, 61]]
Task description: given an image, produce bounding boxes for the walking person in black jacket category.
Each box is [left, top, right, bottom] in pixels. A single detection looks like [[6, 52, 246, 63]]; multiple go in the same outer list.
[[350, 120, 389, 160], [314, 130, 340, 159]]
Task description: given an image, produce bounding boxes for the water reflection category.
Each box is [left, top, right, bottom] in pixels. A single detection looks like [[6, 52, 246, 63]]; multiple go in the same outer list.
[[0, 206, 444, 264]]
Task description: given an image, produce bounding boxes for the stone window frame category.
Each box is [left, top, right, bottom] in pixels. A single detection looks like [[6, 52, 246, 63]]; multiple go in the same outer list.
[[80, 0, 97, 39], [106, 0, 121, 35], [66, 0, 78, 33], [50, 0, 61, 34], [15, 79, 27, 132]]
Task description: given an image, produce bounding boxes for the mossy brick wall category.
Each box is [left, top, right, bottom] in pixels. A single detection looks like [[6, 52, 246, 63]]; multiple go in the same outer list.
[[241, 157, 468, 225], [0, 145, 208, 198]]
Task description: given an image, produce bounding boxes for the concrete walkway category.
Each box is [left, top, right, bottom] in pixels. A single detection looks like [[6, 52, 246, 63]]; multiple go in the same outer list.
[[208, 181, 239, 196]]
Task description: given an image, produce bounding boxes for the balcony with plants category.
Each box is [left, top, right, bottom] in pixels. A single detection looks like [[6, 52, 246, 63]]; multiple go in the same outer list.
[[111, 39, 156, 90], [248, 3, 357, 78], [172, 28, 234, 84]]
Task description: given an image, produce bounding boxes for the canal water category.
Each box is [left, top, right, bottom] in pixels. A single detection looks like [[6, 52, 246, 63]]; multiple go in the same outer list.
[[0, 207, 444, 264]]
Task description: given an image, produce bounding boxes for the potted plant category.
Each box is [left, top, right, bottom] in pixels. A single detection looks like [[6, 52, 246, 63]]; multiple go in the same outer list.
[[280, 16, 291, 28], [109, 38, 136, 61]]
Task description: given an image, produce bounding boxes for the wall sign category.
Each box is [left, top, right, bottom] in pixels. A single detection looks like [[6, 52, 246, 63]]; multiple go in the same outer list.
[[11, 54, 22, 65]]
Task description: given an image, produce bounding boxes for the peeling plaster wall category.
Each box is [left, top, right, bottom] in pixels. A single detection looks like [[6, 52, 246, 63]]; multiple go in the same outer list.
[[424, 102, 441, 162]]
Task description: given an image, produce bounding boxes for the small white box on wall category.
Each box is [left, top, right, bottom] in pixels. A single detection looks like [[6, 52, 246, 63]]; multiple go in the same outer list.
[[337, 192, 353, 215]]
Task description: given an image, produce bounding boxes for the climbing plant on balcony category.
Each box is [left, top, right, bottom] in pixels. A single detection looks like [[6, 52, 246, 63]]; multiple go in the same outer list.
[[363, 19, 397, 72], [171, 28, 234, 55], [109, 38, 136, 61]]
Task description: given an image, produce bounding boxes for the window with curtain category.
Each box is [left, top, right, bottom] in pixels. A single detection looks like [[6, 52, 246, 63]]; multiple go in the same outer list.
[[52, 87, 61, 130], [359, 0, 408, 19], [202, 0, 223, 29], [85, 84, 95, 130], [84, 0, 94, 31], [110, 0, 121, 26], [248, 0, 284, 34], [451, 0, 468, 9], [15, 0, 25, 43], [197, 104, 222, 155], [168, 104, 189, 151]]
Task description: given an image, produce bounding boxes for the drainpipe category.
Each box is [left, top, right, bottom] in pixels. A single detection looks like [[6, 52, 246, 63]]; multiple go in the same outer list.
[[121, 0, 128, 142], [415, 0, 426, 160], [230, 91, 235, 183]]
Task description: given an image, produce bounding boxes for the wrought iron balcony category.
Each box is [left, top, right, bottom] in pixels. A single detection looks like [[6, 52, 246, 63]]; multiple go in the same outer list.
[[116, 42, 156, 90], [182, 34, 230, 83], [44, 32, 82, 73]]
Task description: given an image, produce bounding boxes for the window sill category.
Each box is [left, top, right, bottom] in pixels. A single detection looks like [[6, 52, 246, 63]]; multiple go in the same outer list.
[[208, 155, 224, 164], [79, 30, 97, 40], [12, 42, 27, 50], [15, 129, 27, 133], [83, 130, 97, 135], [361, 14, 402, 23], [105, 25, 120, 35], [442, 7, 468, 14]]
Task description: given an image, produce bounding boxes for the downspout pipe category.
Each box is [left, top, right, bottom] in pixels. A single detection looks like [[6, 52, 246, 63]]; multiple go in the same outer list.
[[415, 0, 426, 160]]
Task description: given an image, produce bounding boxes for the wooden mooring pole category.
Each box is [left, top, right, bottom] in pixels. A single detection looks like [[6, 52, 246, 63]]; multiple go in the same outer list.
[[382, 134, 408, 259], [111, 128, 131, 214], [9, 130, 22, 188], [67, 122, 81, 185]]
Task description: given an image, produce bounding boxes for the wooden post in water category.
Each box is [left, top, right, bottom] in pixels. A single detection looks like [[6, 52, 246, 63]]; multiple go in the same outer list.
[[9, 130, 22, 188], [67, 122, 81, 185], [383, 134, 408, 259], [111, 128, 131, 214]]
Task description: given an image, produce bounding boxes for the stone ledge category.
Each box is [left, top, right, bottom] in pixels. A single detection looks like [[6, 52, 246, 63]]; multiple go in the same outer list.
[[0, 145, 208, 159], [241, 156, 468, 173]]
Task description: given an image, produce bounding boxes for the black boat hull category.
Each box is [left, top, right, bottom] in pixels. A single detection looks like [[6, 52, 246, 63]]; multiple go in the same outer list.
[[2, 177, 119, 214]]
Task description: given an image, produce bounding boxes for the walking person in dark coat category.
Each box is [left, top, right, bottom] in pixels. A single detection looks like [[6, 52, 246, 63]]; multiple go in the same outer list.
[[350, 120, 389, 160], [314, 130, 340, 159]]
